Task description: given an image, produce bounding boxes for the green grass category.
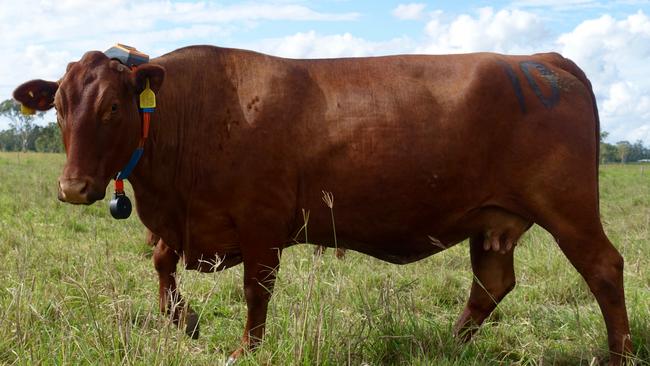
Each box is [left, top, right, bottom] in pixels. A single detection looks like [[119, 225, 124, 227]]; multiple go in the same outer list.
[[0, 152, 648, 365]]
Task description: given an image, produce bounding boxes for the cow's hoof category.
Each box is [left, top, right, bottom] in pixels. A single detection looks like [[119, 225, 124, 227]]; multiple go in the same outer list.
[[453, 307, 479, 342], [185, 310, 200, 339], [226, 348, 245, 366], [225, 356, 237, 366]]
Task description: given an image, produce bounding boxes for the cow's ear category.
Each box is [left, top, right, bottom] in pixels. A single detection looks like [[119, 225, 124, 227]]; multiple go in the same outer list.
[[131, 64, 165, 94], [13, 79, 58, 111]]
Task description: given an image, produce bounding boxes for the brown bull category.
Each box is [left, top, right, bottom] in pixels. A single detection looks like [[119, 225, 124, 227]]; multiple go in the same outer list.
[[14, 46, 632, 364]]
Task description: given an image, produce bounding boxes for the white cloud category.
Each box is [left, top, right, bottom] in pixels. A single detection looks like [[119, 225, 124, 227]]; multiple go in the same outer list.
[[510, 0, 603, 10], [418, 7, 550, 54], [0, 1, 359, 51], [252, 31, 413, 59], [558, 11, 650, 142], [2, 1, 650, 143], [393, 3, 427, 20], [602, 82, 650, 120], [143, 2, 360, 24], [0, 0, 360, 128]]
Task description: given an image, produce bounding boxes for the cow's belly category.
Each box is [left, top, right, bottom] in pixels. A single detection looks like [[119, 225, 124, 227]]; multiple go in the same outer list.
[[300, 184, 532, 264], [181, 211, 243, 272], [299, 189, 464, 264], [329, 235, 455, 264], [306, 215, 466, 264]]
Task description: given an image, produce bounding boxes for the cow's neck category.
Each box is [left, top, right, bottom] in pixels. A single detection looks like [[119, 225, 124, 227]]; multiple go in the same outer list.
[[123, 50, 236, 248], [126, 71, 194, 244], [127, 107, 188, 247]]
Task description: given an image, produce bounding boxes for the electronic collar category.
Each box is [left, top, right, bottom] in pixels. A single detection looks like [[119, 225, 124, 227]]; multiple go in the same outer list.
[[105, 44, 156, 219]]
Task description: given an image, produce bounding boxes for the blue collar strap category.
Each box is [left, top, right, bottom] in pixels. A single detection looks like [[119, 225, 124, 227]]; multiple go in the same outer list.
[[115, 147, 144, 181]]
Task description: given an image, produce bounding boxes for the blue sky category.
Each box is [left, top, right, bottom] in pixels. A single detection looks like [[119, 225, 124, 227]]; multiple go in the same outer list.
[[1, 0, 650, 143]]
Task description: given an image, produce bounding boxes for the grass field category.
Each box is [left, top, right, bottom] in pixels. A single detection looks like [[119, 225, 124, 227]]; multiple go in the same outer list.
[[0, 152, 648, 365]]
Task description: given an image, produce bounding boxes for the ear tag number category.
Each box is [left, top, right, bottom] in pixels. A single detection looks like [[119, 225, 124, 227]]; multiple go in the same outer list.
[[20, 104, 35, 115], [139, 79, 156, 110]]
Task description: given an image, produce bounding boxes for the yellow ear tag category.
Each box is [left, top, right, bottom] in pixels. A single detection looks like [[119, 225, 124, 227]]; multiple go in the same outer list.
[[20, 104, 35, 115], [139, 79, 156, 110]]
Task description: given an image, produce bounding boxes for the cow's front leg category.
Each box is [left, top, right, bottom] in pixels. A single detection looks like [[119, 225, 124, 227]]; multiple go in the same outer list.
[[152, 239, 199, 339], [227, 243, 281, 365]]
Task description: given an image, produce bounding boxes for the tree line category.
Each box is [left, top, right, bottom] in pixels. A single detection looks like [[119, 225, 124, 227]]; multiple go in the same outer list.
[[0, 122, 63, 153], [0, 99, 63, 153], [600, 132, 650, 163], [1, 99, 650, 162]]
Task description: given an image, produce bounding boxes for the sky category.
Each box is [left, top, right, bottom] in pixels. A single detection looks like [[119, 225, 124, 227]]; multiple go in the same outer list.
[[1, 0, 650, 143]]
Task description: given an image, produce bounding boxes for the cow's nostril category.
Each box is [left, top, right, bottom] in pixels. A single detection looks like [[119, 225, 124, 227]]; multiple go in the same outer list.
[[59, 178, 92, 204], [79, 182, 88, 195]]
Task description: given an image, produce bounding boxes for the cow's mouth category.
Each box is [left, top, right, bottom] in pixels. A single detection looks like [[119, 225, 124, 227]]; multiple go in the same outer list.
[[58, 178, 106, 205]]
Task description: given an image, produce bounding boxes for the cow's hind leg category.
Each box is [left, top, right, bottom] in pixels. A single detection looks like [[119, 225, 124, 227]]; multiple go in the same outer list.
[[152, 239, 199, 339], [549, 225, 632, 365], [454, 234, 516, 341]]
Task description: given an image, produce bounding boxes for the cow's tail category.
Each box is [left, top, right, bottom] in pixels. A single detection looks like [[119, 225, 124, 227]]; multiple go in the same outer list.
[[550, 53, 602, 210], [553, 54, 601, 167]]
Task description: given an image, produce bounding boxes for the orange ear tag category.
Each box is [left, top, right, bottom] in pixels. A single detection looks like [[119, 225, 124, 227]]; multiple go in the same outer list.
[[20, 104, 35, 115], [139, 79, 156, 110]]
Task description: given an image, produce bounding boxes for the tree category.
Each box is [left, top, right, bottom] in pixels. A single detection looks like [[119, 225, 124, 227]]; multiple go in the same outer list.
[[599, 131, 614, 163], [616, 141, 632, 163], [600, 142, 619, 163], [0, 99, 45, 152], [0, 128, 19, 151], [627, 140, 648, 162], [600, 131, 609, 142], [34, 122, 64, 153], [599, 131, 622, 163]]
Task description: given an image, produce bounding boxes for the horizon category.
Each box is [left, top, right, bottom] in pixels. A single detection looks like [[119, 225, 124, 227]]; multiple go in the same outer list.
[[2, 0, 649, 144]]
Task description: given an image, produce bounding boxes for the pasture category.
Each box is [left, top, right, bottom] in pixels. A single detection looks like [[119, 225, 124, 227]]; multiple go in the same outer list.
[[0, 152, 648, 365]]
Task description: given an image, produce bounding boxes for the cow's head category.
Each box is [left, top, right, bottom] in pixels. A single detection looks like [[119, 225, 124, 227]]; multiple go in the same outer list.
[[13, 51, 165, 204]]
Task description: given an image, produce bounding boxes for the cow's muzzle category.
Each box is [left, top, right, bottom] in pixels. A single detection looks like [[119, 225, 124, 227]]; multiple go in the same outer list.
[[58, 177, 105, 204]]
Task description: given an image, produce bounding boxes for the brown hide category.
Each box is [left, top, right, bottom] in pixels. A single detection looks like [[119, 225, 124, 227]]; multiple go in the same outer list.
[[133, 49, 595, 265], [145, 229, 160, 247], [13, 46, 631, 364]]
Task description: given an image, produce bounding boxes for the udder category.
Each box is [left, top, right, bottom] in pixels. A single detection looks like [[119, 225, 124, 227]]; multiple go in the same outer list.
[[467, 207, 532, 254]]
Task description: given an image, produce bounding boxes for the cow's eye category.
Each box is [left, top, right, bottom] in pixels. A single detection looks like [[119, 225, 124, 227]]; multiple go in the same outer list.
[[111, 103, 118, 113]]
